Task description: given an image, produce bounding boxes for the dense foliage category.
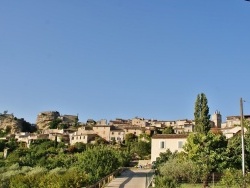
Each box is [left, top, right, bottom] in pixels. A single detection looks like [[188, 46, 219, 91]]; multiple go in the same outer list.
[[194, 93, 210, 134], [0, 140, 132, 187]]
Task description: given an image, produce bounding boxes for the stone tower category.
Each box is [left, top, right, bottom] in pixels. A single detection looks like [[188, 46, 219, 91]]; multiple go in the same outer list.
[[211, 110, 222, 128]]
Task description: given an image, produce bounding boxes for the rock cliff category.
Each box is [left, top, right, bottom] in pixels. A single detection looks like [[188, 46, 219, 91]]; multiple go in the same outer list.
[[36, 111, 60, 130], [0, 114, 30, 134]]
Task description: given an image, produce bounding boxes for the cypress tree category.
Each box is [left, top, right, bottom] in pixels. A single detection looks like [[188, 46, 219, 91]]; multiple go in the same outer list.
[[194, 93, 211, 134]]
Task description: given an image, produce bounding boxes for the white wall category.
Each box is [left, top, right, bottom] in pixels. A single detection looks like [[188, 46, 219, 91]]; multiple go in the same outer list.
[[151, 135, 187, 163]]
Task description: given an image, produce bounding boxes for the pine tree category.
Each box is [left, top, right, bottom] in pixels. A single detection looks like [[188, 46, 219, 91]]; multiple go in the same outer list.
[[194, 93, 211, 134]]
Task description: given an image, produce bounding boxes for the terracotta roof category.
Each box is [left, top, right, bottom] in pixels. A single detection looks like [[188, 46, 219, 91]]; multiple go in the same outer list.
[[93, 125, 111, 127], [152, 134, 188, 139]]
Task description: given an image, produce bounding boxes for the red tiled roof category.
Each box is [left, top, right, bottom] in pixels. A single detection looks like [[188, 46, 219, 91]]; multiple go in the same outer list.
[[152, 134, 188, 139]]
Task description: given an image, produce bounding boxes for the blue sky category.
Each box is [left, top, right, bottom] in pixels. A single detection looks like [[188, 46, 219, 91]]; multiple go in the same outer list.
[[0, 1, 250, 123]]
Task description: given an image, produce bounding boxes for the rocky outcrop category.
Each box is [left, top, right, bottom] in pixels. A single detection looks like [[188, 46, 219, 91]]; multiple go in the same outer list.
[[0, 114, 24, 134], [36, 111, 60, 130]]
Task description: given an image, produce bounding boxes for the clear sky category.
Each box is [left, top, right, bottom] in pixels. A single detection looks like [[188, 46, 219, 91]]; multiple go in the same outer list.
[[1, 1, 250, 124]]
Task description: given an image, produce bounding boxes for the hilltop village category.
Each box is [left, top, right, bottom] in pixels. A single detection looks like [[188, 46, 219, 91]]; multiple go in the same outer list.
[[0, 110, 245, 148]]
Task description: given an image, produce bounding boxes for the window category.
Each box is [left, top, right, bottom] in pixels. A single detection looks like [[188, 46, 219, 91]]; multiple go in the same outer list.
[[72, 136, 74, 140], [178, 141, 183, 149], [160, 141, 165, 149], [111, 132, 114, 135]]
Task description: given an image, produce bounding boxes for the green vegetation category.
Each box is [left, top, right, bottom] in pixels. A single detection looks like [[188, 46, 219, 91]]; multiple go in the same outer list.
[[154, 93, 250, 188], [194, 93, 210, 134], [49, 118, 62, 129], [162, 126, 175, 134], [125, 133, 151, 160], [0, 127, 152, 187], [180, 184, 224, 188], [0, 139, 134, 187]]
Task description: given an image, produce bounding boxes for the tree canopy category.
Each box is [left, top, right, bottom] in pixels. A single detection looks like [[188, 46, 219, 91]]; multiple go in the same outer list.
[[184, 131, 228, 187], [194, 93, 211, 134]]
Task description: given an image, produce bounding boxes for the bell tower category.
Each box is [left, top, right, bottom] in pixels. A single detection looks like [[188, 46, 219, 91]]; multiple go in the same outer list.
[[211, 110, 222, 128]]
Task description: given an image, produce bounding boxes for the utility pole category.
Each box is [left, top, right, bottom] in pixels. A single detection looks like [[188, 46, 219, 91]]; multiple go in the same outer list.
[[240, 98, 245, 177]]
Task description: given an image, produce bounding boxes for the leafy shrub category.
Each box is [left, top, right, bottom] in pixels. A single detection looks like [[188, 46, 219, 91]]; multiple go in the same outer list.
[[155, 176, 180, 188], [219, 168, 247, 188]]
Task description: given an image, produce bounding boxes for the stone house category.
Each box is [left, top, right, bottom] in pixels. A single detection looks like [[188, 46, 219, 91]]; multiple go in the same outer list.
[[109, 118, 131, 127], [110, 127, 125, 143], [173, 119, 194, 134], [92, 125, 111, 141], [220, 126, 247, 139], [124, 126, 144, 136], [68, 127, 96, 145], [221, 115, 250, 128], [132, 117, 149, 127]]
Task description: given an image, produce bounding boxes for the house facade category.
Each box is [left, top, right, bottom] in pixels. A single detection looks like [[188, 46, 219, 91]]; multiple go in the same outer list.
[[110, 127, 125, 143], [92, 125, 111, 141], [69, 127, 97, 145], [151, 134, 188, 163]]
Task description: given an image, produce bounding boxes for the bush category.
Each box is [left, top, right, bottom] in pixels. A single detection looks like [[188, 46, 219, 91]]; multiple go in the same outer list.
[[155, 176, 180, 188], [219, 168, 247, 188]]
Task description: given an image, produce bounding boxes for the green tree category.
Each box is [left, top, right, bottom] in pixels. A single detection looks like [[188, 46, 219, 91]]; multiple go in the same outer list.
[[194, 93, 211, 134], [74, 142, 86, 153], [49, 119, 62, 129], [154, 176, 179, 188], [184, 132, 228, 187], [219, 168, 246, 188], [77, 146, 120, 183], [130, 141, 151, 159], [139, 133, 151, 142], [154, 149, 176, 169], [21, 120, 37, 133], [162, 127, 175, 134], [159, 156, 200, 184], [125, 133, 137, 144], [0, 140, 5, 151], [226, 134, 243, 169], [74, 116, 79, 127]]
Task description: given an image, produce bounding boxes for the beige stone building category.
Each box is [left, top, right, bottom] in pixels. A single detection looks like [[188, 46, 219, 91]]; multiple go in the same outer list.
[[124, 126, 144, 136], [110, 127, 125, 143], [151, 134, 188, 163], [131, 117, 149, 127], [109, 118, 131, 127], [173, 119, 194, 134], [221, 126, 246, 139], [69, 130, 96, 145], [221, 115, 250, 128], [96, 119, 108, 126], [92, 125, 111, 141]]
